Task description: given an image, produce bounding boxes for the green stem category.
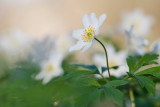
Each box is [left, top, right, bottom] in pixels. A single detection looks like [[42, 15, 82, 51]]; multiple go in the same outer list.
[[100, 73, 108, 82], [129, 88, 136, 107], [123, 76, 129, 81], [94, 37, 112, 81]]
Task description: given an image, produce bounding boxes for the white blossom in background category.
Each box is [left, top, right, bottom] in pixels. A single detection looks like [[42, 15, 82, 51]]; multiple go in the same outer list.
[[129, 35, 148, 55], [120, 9, 154, 37], [150, 40, 160, 63], [58, 34, 73, 54], [35, 52, 64, 84], [69, 12, 107, 53], [33, 36, 65, 84], [29, 36, 57, 63], [150, 40, 160, 54], [124, 25, 148, 55], [93, 44, 128, 78], [0, 29, 32, 62]]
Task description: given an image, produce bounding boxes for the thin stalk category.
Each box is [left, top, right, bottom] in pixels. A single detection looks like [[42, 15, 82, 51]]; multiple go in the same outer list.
[[94, 37, 112, 81], [129, 88, 136, 107], [100, 73, 108, 82]]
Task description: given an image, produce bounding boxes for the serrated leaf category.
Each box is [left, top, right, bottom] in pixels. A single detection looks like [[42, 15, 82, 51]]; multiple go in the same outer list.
[[70, 64, 99, 74], [142, 61, 159, 66], [105, 80, 128, 87], [126, 56, 137, 73], [135, 66, 160, 78], [104, 87, 123, 106], [135, 54, 159, 71], [135, 75, 155, 96]]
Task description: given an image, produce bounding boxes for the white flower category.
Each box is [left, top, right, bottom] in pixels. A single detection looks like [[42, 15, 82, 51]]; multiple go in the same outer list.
[[0, 29, 32, 62], [57, 34, 74, 54], [69, 13, 107, 53], [124, 25, 148, 55], [34, 36, 65, 84], [150, 40, 160, 54], [120, 9, 154, 36], [35, 53, 64, 84], [29, 36, 57, 63], [150, 40, 160, 63], [93, 44, 128, 78], [129, 35, 148, 55]]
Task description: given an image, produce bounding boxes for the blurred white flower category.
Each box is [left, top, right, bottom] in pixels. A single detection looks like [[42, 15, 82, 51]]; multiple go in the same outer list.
[[129, 35, 148, 55], [58, 34, 73, 54], [29, 35, 56, 63], [33, 36, 65, 84], [0, 29, 32, 62], [93, 44, 128, 78], [120, 9, 154, 36], [124, 25, 148, 55], [35, 52, 64, 84], [150, 40, 160, 63], [150, 40, 160, 54], [69, 12, 107, 53]]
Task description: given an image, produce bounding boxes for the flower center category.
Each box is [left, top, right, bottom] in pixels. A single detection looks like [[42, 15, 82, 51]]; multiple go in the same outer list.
[[133, 21, 139, 30], [46, 64, 54, 72], [110, 60, 118, 67], [81, 25, 95, 42]]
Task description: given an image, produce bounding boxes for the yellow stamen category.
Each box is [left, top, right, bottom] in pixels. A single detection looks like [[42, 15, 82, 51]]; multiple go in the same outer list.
[[46, 64, 54, 72], [81, 25, 95, 42]]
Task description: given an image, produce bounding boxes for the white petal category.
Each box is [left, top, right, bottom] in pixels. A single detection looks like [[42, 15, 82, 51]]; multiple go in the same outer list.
[[90, 12, 98, 27], [72, 29, 84, 40], [69, 41, 85, 52], [81, 42, 92, 53], [82, 14, 91, 28], [98, 14, 107, 27], [42, 76, 52, 84], [95, 28, 100, 35], [35, 72, 44, 80]]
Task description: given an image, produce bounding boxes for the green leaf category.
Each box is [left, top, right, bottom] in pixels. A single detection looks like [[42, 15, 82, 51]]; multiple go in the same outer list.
[[111, 66, 119, 69], [135, 54, 159, 71], [66, 70, 94, 78], [74, 77, 101, 87], [127, 72, 135, 77], [105, 80, 128, 87], [104, 87, 124, 106], [126, 54, 159, 73], [73, 87, 101, 107], [70, 64, 99, 74], [135, 75, 155, 96], [142, 61, 159, 66], [135, 66, 160, 78], [101, 66, 119, 73], [101, 67, 107, 73], [126, 56, 136, 73]]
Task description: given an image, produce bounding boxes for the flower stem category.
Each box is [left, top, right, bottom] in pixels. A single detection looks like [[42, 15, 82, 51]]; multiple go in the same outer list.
[[100, 73, 108, 82], [94, 37, 112, 81], [129, 88, 136, 107]]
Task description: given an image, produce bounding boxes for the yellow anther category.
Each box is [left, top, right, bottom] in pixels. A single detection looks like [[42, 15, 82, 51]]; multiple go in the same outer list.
[[81, 25, 95, 42]]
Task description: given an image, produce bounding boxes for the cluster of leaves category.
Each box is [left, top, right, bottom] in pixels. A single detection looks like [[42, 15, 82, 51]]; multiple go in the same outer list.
[[51, 70, 128, 107], [61, 53, 160, 106], [0, 53, 160, 107], [127, 54, 160, 96]]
